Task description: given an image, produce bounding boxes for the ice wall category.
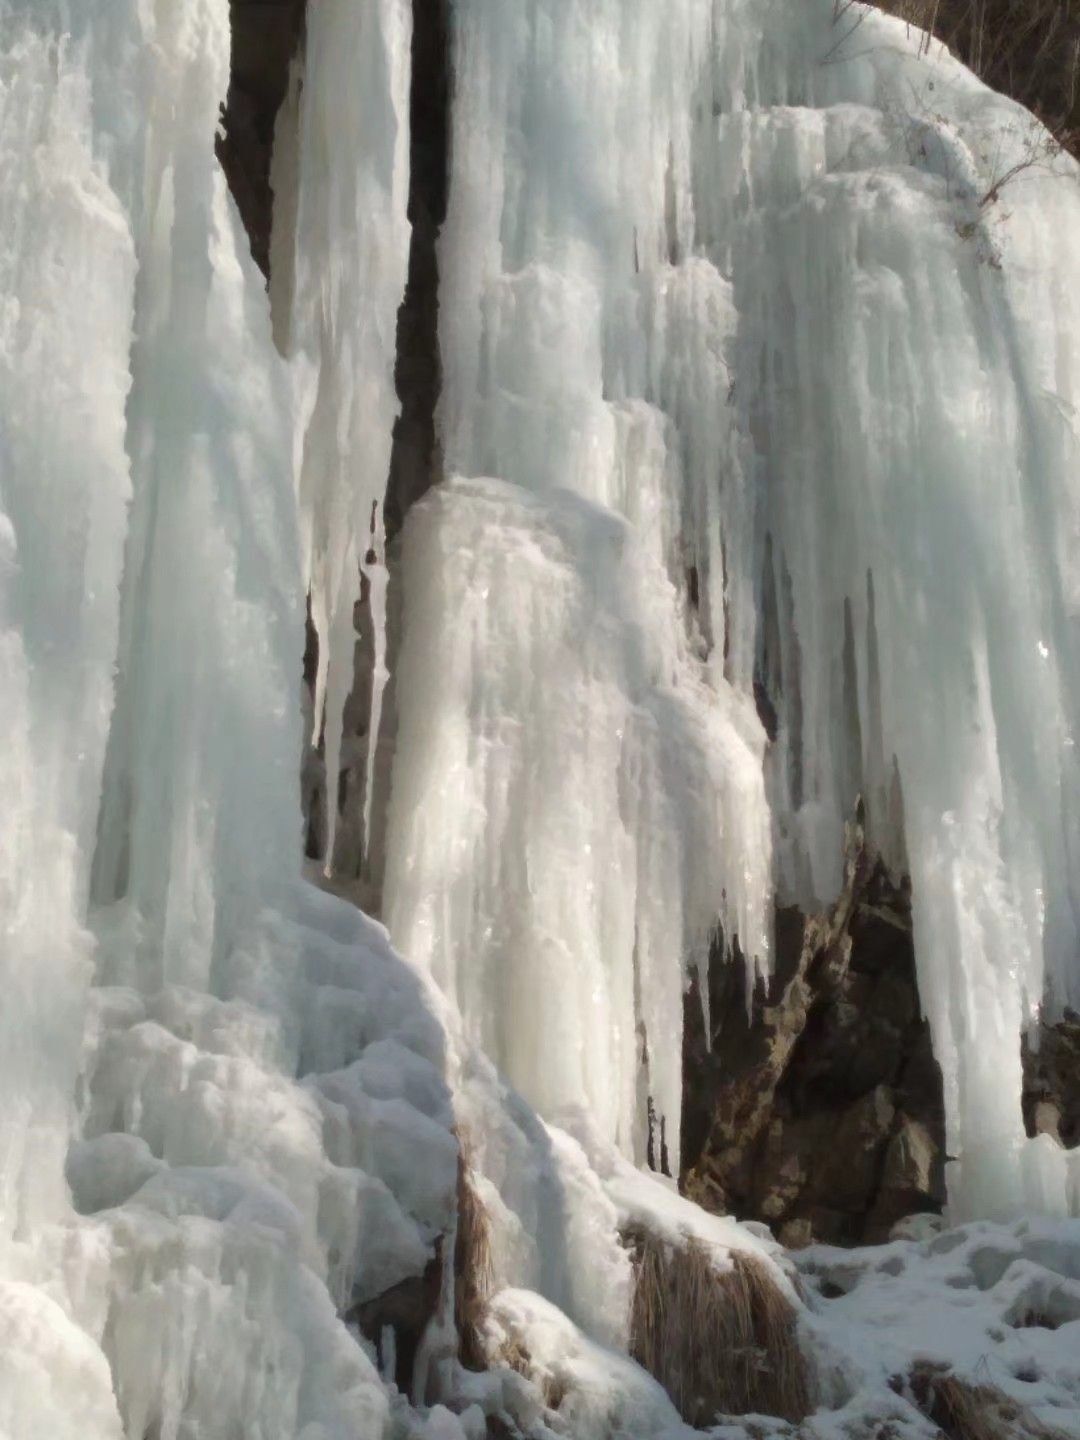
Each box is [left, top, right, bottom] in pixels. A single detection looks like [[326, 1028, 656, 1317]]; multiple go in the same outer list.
[[0, 4, 452, 1436], [380, 0, 1080, 1218], [694, 0, 1080, 1217], [0, 0, 135, 1251], [3, 0, 1080, 1432]]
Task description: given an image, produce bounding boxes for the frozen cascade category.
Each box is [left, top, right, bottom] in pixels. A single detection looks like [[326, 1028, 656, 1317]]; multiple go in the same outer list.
[[0, 0, 135, 1251], [694, 0, 1080, 1218], [0, 3, 452, 1436], [380, 0, 1080, 1218], [0, 3, 727, 1435], [2, 0, 1080, 1435]]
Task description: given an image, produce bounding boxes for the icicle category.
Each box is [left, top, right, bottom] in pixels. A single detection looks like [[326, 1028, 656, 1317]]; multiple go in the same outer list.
[[694, 0, 1080, 1217], [276, 0, 413, 876], [362, 502, 391, 874]]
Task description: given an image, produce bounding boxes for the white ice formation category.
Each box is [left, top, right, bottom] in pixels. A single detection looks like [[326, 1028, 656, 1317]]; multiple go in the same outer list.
[[1, 0, 1080, 1436], [382, 0, 1080, 1217]]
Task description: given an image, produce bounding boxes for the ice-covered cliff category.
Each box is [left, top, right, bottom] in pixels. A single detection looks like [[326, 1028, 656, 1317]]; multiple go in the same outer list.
[[2, 0, 1080, 1436], [376, 0, 1080, 1221]]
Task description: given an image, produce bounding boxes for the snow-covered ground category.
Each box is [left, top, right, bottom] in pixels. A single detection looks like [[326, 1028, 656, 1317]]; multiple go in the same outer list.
[[1, 0, 1080, 1435]]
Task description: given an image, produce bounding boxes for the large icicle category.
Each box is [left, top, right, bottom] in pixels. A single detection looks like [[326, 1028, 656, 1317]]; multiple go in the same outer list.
[[0, 0, 135, 1254], [87, 0, 304, 994], [381, 0, 773, 1171], [272, 0, 412, 874]]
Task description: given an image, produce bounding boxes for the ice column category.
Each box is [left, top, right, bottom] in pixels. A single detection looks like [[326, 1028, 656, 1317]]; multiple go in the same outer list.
[[85, 0, 303, 1001], [0, 2, 135, 1244], [0, 6, 452, 1436], [272, 0, 412, 873], [382, 0, 773, 1171]]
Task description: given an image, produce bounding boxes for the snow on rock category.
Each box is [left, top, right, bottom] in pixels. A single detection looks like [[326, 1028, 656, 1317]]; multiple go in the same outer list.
[[799, 1217, 1080, 1437], [483, 1287, 692, 1440]]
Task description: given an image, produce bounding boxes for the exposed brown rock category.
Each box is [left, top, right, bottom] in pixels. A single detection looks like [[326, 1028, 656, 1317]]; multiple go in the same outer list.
[[682, 819, 946, 1246], [1023, 1011, 1080, 1151], [454, 1144, 495, 1372], [385, 0, 451, 544], [907, 1364, 1074, 1440], [349, 1247, 444, 1394]]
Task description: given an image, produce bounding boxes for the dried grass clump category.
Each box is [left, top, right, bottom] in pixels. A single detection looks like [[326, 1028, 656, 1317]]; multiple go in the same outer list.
[[627, 1229, 812, 1428], [909, 1365, 1072, 1440], [454, 1142, 494, 1370], [497, 1337, 569, 1412]]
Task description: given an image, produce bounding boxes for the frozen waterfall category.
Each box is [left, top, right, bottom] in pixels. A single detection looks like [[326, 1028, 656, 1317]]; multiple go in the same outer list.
[[379, 0, 1080, 1216], [1, 0, 1080, 1435]]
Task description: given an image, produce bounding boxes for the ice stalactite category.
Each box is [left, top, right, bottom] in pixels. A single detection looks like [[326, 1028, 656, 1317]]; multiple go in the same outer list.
[[271, 0, 412, 877], [86, 2, 302, 995], [0, 0, 135, 1251]]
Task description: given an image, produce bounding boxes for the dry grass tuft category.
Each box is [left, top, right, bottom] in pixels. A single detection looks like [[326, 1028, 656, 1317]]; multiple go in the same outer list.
[[453, 1139, 495, 1371], [909, 1365, 1072, 1440], [497, 1337, 569, 1412], [626, 1229, 812, 1428]]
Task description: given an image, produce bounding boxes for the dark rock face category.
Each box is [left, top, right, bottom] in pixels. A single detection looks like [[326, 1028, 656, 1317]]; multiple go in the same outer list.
[[1024, 1012, 1080, 1151], [300, 566, 384, 894], [681, 823, 947, 1247], [385, 0, 451, 544], [348, 1248, 444, 1395], [218, 0, 306, 278]]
